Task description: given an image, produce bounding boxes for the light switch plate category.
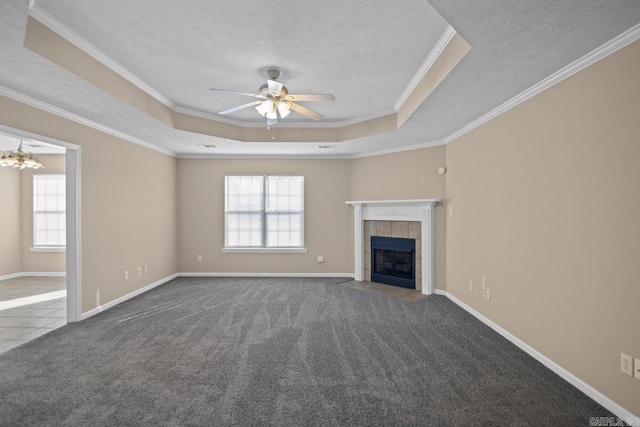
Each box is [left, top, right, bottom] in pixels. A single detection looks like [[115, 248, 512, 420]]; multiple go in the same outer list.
[[635, 358, 640, 380], [621, 353, 633, 376]]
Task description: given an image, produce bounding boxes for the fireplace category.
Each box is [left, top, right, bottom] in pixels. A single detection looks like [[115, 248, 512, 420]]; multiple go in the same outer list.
[[371, 236, 416, 289], [346, 199, 440, 294]]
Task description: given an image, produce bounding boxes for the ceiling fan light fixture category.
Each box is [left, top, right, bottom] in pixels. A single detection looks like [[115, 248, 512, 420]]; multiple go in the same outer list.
[[277, 102, 290, 118], [255, 100, 273, 117], [265, 109, 278, 120]]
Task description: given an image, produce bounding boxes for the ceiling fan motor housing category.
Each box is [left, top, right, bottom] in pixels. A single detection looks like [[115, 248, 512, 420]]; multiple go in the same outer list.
[[259, 83, 288, 98], [267, 69, 281, 80]]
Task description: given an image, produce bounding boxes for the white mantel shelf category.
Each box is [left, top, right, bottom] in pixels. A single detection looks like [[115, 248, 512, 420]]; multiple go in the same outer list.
[[346, 199, 441, 295]]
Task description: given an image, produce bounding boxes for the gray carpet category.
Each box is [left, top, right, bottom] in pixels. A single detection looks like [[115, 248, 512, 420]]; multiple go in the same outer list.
[[0, 277, 619, 426]]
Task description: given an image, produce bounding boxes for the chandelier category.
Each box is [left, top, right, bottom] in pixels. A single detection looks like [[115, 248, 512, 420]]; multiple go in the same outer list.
[[0, 141, 45, 170]]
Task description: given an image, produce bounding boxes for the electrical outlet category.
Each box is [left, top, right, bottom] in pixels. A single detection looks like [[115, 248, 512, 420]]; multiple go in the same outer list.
[[124, 271, 129, 280], [449, 206, 453, 215], [469, 280, 473, 291], [486, 288, 491, 300], [621, 353, 633, 376], [136, 267, 142, 276], [481, 276, 486, 297], [197, 255, 202, 262], [144, 265, 148, 274], [635, 358, 640, 380]]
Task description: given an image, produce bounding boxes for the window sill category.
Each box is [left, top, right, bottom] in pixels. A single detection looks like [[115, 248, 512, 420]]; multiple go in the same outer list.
[[221, 247, 308, 254], [30, 246, 66, 253]]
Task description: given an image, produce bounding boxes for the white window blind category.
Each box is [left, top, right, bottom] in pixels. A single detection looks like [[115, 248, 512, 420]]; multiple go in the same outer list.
[[225, 175, 304, 248], [33, 174, 66, 247]]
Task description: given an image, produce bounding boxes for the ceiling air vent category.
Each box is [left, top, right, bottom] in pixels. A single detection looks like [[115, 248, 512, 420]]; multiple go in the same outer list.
[[318, 145, 336, 149], [198, 144, 216, 148]]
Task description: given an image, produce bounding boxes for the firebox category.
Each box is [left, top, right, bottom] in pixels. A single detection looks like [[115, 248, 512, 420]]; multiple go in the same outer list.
[[371, 236, 416, 289]]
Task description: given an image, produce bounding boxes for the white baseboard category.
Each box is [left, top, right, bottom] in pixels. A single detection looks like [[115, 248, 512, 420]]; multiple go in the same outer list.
[[81, 273, 179, 320], [80, 272, 352, 320], [178, 272, 355, 278], [21, 271, 67, 277], [0, 271, 66, 281], [436, 290, 637, 422], [0, 272, 23, 281]]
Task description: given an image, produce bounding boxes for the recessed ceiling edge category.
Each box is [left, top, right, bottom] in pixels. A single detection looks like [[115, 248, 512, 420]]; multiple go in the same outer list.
[[22, 11, 470, 143]]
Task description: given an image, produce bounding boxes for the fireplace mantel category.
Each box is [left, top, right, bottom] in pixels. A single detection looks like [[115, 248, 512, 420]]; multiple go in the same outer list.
[[346, 199, 440, 294]]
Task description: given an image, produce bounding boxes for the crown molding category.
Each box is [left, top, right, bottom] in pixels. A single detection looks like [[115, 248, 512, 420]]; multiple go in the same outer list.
[[177, 140, 446, 160], [0, 86, 176, 157], [177, 101, 397, 129], [444, 22, 640, 144], [349, 139, 445, 159], [177, 153, 353, 160], [28, 5, 176, 110], [394, 26, 457, 112], [1, 83, 439, 160]]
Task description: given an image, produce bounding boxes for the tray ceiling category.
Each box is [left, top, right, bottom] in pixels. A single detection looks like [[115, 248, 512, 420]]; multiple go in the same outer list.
[[1, 0, 639, 156]]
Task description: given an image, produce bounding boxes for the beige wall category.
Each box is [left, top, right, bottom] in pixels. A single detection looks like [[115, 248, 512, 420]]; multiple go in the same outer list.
[[446, 40, 640, 415], [177, 159, 352, 274], [20, 154, 66, 273], [350, 146, 447, 290], [0, 166, 22, 276], [0, 96, 178, 313]]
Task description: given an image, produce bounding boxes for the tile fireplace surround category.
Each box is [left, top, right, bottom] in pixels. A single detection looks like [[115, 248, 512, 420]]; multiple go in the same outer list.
[[365, 221, 422, 286], [346, 199, 440, 295]]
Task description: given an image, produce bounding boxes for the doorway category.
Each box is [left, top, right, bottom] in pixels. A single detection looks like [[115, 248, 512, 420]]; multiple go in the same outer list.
[[0, 126, 81, 331]]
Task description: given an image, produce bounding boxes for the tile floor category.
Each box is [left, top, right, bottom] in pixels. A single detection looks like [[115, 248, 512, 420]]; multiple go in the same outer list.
[[0, 276, 67, 354]]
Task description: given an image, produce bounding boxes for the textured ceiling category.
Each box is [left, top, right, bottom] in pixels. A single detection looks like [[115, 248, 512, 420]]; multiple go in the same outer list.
[[33, 0, 449, 123], [1, 0, 639, 156]]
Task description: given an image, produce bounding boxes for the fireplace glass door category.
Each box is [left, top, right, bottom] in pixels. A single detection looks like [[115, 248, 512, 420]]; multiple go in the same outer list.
[[371, 236, 416, 289]]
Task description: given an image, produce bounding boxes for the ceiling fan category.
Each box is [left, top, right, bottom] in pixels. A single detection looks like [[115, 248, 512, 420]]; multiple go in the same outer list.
[[210, 69, 335, 126]]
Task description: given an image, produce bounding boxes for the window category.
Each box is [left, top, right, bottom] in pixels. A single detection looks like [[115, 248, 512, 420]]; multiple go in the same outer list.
[[33, 174, 66, 248], [225, 175, 304, 250]]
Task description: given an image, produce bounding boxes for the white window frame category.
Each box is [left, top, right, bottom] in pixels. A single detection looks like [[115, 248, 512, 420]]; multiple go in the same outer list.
[[32, 173, 66, 252], [222, 175, 307, 253]]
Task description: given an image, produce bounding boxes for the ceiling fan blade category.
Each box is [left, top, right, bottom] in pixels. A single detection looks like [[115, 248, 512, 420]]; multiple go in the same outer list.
[[210, 88, 266, 99], [267, 79, 283, 94], [219, 100, 263, 115], [288, 102, 323, 120], [286, 94, 335, 102], [267, 117, 278, 126]]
